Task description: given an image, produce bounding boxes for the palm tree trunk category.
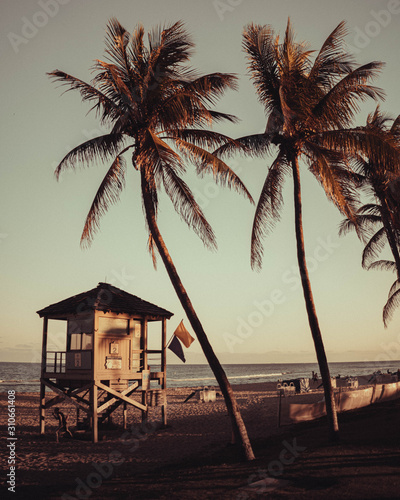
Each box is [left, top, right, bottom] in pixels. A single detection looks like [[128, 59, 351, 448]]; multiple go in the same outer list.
[[141, 171, 255, 461], [291, 155, 339, 441], [377, 193, 400, 279]]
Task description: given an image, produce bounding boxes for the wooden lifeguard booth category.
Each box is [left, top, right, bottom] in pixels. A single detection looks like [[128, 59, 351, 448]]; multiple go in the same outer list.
[[37, 282, 173, 442]]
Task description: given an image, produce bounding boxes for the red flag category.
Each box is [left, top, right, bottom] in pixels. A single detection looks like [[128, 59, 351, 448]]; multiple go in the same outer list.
[[174, 320, 195, 348]]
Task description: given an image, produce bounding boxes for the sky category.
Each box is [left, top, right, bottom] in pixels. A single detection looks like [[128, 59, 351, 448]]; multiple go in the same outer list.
[[1, 0, 400, 365]]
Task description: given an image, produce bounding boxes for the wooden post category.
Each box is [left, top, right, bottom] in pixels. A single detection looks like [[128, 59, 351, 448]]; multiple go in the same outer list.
[[91, 383, 98, 443], [92, 311, 98, 383], [39, 381, 46, 435], [143, 318, 148, 370], [92, 311, 98, 442], [123, 402, 127, 430], [161, 318, 167, 426], [141, 392, 148, 423], [142, 318, 148, 423], [39, 317, 48, 435], [278, 390, 282, 428]]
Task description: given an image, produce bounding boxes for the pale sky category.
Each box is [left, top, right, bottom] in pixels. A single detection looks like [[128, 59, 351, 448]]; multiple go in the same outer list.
[[1, 0, 400, 364]]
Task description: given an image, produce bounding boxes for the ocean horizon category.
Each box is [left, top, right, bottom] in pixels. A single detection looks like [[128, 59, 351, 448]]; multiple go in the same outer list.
[[1, 359, 399, 393]]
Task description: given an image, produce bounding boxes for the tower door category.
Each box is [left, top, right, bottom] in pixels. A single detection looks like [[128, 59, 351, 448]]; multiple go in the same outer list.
[[98, 335, 131, 372]]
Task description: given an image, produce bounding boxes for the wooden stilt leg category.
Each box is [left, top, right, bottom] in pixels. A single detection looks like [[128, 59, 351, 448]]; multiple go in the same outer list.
[[40, 317, 48, 436], [39, 381, 46, 435], [141, 391, 148, 423], [161, 390, 167, 427], [161, 318, 167, 427], [123, 402, 127, 430], [92, 384, 98, 443]]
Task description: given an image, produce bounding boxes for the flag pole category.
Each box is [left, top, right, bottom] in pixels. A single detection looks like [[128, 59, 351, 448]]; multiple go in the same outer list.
[[166, 333, 174, 348]]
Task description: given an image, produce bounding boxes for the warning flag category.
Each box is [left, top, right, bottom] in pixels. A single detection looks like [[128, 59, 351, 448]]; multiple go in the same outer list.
[[168, 335, 186, 363], [173, 320, 195, 348]]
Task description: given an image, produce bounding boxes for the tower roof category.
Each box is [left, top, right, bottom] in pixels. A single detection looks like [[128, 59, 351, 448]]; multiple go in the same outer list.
[[37, 282, 173, 319]]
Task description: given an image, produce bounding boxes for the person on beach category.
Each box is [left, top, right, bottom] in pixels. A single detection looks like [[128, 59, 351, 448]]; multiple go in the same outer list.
[[52, 407, 73, 442]]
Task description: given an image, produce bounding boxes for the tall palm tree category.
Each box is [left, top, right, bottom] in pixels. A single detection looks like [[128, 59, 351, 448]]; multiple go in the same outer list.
[[339, 107, 400, 325], [215, 20, 398, 441], [48, 19, 255, 460]]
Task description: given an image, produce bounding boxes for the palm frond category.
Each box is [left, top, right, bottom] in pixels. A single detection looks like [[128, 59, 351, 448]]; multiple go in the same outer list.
[[279, 18, 313, 77], [54, 134, 128, 179], [388, 277, 400, 297], [308, 21, 354, 88], [103, 18, 138, 87], [362, 227, 387, 269], [164, 129, 244, 153], [366, 105, 392, 131], [48, 70, 120, 124], [242, 23, 281, 116], [177, 73, 238, 105], [147, 20, 193, 78], [209, 110, 239, 124], [368, 260, 397, 272], [338, 217, 357, 237], [127, 23, 147, 73], [140, 130, 217, 249], [138, 130, 183, 196], [358, 203, 382, 216], [213, 133, 272, 159], [339, 212, 382, 244], [390, 114, 400, 138], [318, 127, 400, 172], [174, 138, 254, 203], [156, 74, 238, 130], [81, 155, 127, 247], [383, 283, 400, 327], [161, 159, 217, 250], [306, 144, 358, 219], [311, 62, 385, 130], [251, 154, 290, 270]]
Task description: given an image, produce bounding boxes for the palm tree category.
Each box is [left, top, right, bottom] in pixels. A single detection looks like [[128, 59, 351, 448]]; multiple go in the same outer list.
[[48, 19, 255, 460], [215, 20, 398, 441], [339, 107, 400, 325]]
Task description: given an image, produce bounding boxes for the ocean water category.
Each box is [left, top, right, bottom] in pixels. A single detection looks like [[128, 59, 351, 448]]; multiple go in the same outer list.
[[1, 360, 399, 393]]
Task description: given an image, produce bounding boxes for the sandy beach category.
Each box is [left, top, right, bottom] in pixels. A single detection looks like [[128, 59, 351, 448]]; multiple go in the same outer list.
[[1, 381, 400, 499]]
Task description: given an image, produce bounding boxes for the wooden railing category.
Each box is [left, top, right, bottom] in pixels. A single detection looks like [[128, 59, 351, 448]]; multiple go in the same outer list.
[[45, 351, 66, 373]]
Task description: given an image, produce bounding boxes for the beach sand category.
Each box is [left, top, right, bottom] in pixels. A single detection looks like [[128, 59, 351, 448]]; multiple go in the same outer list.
[[1, 381, 399, 499]]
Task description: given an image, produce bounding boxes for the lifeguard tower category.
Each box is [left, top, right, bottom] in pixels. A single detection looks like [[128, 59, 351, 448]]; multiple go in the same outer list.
[[37, 282, 173, 442]]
